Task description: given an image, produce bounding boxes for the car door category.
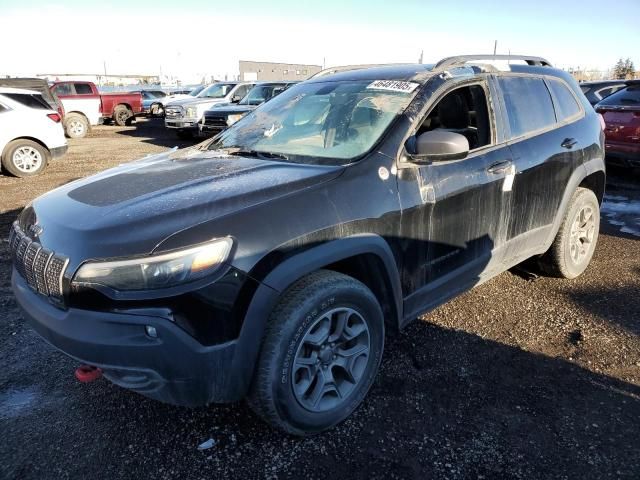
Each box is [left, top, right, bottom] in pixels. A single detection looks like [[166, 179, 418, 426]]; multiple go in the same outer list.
[[496, 75, 585, 260], [0, 99, 12, 149], [396, 79, 514, 319]]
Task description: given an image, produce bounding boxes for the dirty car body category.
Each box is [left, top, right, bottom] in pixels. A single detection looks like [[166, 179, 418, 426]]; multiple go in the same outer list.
[[11, 57, 605, 432]]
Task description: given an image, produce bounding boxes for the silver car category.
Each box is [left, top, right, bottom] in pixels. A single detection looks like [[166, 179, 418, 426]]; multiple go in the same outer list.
[[164, 82, 255, 138]]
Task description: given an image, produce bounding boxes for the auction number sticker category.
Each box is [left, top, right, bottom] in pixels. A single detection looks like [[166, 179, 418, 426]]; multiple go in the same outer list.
[[367, 80, 419, 93]]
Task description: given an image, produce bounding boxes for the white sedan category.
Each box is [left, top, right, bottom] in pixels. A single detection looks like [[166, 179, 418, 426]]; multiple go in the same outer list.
[[0, 87, 68, 177]]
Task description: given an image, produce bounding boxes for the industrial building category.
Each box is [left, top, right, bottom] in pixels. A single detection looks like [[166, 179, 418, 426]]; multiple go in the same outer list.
[[239, 60, 322, 81]]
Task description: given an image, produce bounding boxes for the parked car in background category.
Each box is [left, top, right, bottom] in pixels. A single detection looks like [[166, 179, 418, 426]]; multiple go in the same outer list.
[[0, 78, 65, 119], [0, 87, 67, 177], [165, 82, 255, 138], [580, 80, 627, 106], [50, 81, 143, 138], [200, 82, 297, 136], [595, 80, 640, 167], [136, 90, 167, 115], [9, 56, 606, 435], [150, 86, 206, 117]]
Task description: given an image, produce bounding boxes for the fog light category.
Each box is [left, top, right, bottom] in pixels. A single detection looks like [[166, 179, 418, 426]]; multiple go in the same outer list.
[[145, 325, 158, 338]]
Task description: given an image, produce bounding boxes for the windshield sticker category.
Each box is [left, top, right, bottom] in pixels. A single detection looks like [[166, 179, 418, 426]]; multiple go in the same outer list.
[[367, 80, 419, 93]]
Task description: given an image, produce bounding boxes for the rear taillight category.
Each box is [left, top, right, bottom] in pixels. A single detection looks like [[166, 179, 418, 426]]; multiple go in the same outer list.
[[597, 113, 606, 131], [47, 113, 61, 123]]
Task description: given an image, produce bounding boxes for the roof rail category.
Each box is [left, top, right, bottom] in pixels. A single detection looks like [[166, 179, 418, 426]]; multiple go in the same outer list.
[[435, 55, 552, 69], [310, 63, 410, 79]]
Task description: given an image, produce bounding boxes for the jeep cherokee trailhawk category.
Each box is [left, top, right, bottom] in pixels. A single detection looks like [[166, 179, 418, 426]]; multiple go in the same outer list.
[[10, 55, 606, 435]]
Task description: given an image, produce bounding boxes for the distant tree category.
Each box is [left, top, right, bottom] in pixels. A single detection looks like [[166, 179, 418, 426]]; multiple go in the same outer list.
[[613, 58, 626, 79], [613, 58, 636, 79], [624, 58, 635, 78]]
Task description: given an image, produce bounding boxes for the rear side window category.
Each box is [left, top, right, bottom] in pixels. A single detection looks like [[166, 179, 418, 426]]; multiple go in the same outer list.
[[597, 85, 640, 106], [498, 77, 555, 139], [2, 93, 50, 110], [53, 83, 73, 96], [547, 79, 581, 122], [74, 83, 93, 95]]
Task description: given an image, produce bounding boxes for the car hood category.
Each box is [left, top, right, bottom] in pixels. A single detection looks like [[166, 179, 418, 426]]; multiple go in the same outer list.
[[206, 104, 256, 115], [171, 97, 229, 108], [28, 148, 344, 269]]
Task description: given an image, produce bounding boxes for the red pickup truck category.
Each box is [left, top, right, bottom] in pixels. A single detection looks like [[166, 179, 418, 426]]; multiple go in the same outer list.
[[50, 81, 143, 138]]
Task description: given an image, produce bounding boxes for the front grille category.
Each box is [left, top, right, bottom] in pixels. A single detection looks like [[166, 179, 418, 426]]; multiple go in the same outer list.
[[9, 221, 68, 303], [165, 106, 184, 118], [203, 114, 228, 130]]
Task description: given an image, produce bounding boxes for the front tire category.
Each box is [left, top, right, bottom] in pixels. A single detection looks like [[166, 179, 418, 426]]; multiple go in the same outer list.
[[1, 139, 49, 177], [538, 187, 600, 279], [150, 103, 164, 117], [248, 270, 384, 436]]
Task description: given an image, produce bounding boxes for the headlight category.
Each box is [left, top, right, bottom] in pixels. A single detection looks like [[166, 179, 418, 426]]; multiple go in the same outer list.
[[227, 113, 246, 126], [73, 238, 232, 291], [185, 106, 199, 118]]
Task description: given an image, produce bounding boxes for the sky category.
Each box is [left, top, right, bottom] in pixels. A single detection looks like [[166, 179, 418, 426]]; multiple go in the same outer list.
[[0, 0, 638, 83]]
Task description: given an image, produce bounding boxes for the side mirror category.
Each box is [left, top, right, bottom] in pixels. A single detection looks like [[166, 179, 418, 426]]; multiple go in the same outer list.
[[406, 130, 469, 164], [232, 95, 242, 103]]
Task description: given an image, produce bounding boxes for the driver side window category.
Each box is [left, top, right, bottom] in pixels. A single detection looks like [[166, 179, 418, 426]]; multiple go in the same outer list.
[[418, 84, 492, 151]]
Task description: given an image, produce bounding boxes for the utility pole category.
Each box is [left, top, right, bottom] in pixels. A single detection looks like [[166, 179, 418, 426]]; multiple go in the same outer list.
[[102, 60, 107, 86], [418, 50, 424, 64], [493, 40, 497, 55]]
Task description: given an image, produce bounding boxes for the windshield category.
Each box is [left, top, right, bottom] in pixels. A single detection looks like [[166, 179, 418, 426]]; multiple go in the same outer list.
[[239, 85, 285, 106], [207, 79, 418, 165], [597, 85, 640, 106], [188, 85, 205, 96], [198, 84, 236, 99]]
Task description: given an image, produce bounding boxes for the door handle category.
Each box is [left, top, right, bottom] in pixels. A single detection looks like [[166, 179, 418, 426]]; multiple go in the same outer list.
[[487, 161, 512, 174], [561, 138, 578, 149]]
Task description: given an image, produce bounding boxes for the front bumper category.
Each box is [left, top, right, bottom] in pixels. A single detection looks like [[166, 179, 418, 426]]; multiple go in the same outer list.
[[50, 145, 68, 159], [12, 270, 242, 406], [165, 119, 199, 130], [199, 123, 226, 135]]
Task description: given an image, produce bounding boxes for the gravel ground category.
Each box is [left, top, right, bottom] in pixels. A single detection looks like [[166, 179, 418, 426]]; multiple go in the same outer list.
[[1, 119, 639, 479]]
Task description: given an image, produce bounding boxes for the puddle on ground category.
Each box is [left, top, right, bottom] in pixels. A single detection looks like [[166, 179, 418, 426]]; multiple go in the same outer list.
[[601, 195, 640, 237], [0, 386, 40, 419]]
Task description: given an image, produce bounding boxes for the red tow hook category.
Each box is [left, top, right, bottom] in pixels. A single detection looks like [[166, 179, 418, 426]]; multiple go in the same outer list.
[[75, 365, 103, 383]]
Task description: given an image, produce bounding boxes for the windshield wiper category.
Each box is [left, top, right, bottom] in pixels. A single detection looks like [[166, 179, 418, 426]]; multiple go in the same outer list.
[[223, 147, 289, 161]]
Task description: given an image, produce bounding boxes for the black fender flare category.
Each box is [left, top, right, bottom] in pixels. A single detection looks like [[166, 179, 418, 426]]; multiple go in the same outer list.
[[226, 233, 402, 400], [543, 156, 605, 249]]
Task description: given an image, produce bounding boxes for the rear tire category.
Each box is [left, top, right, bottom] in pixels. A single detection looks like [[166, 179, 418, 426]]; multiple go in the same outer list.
[[1, 139, 49, 177], [64, 113, 89, 138], [538, 187, 600, 279], [113, 105, 133, 126], [248, 270, 385, 436]]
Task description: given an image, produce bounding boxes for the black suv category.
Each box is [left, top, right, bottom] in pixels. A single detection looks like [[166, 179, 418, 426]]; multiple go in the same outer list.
[[200, 81, 297, 136], [579, 80, 627, 106], [10, 55, 605, 435]]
